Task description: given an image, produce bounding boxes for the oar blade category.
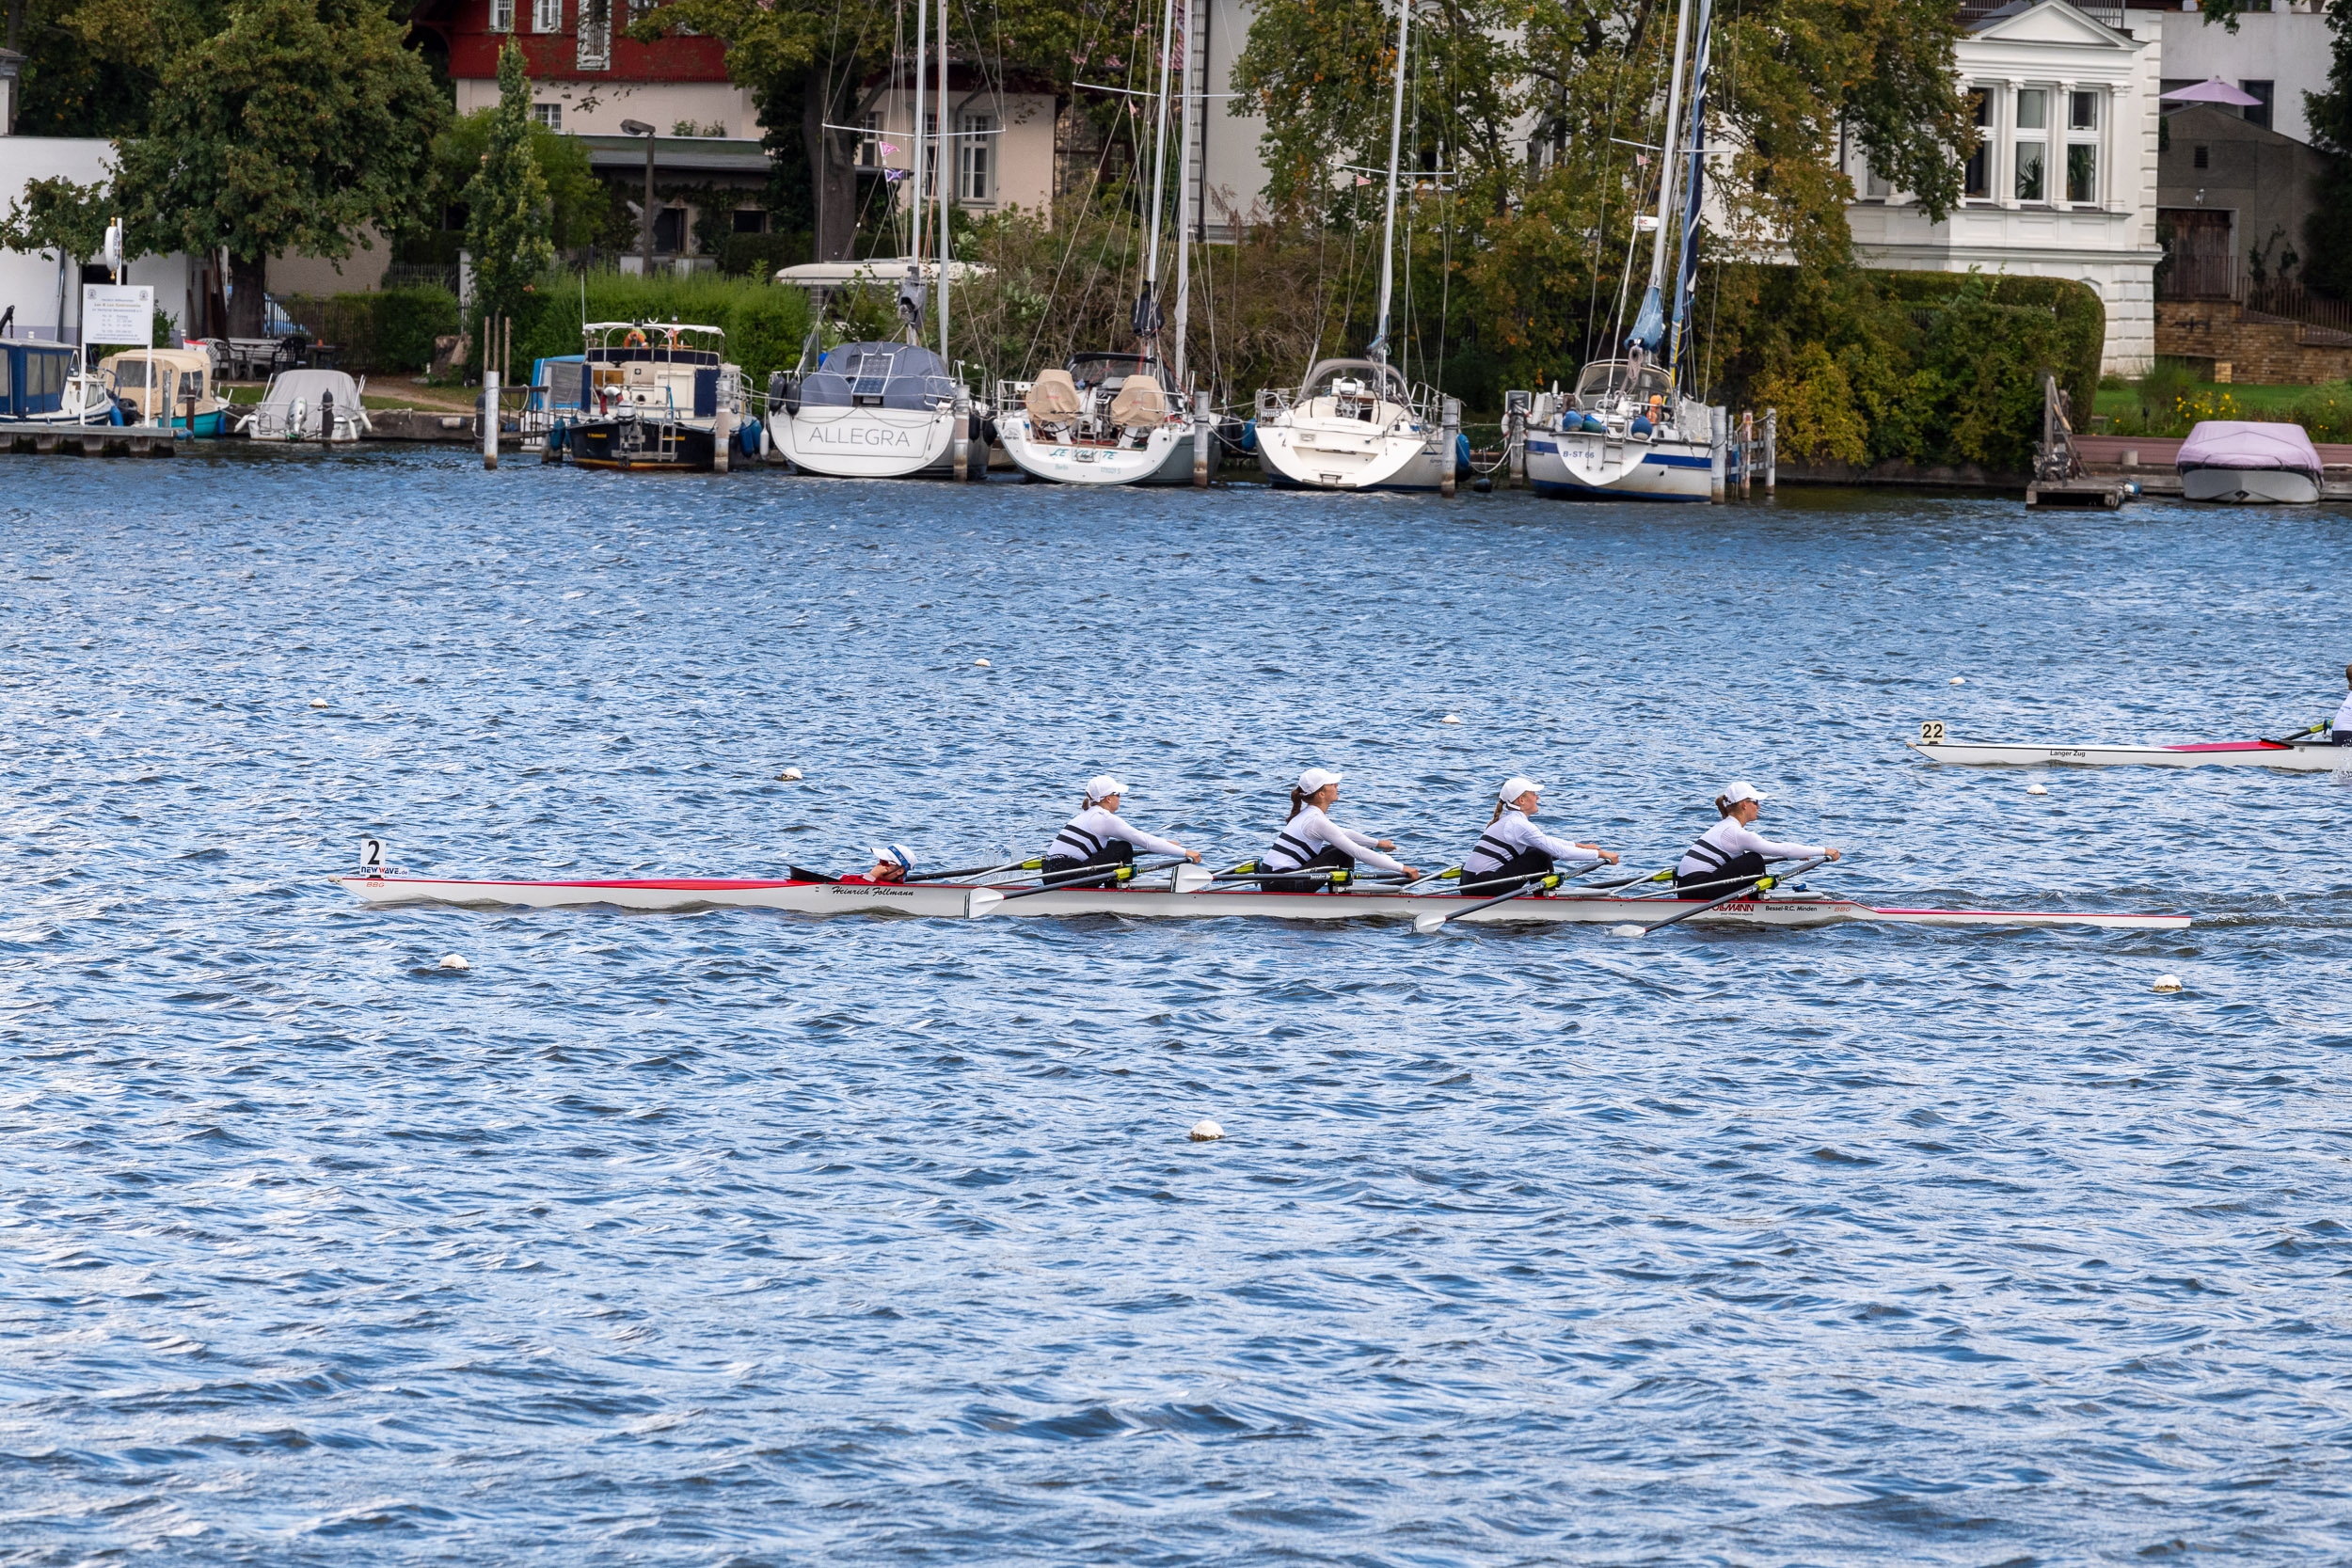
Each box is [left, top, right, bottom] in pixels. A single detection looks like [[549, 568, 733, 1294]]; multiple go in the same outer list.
[[1411, 911, 1447, 935], [1171, 863, 1215, 894], [962, 887, 1005, 919]]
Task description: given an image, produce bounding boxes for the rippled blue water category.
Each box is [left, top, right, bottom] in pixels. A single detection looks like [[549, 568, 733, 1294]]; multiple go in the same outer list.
[[3, 448, 2350, 1565]]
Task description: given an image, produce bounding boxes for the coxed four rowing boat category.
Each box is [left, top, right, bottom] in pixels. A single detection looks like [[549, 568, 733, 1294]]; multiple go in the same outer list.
[[1909, 721, 2348, 771], [329, 871, 2189, 931]]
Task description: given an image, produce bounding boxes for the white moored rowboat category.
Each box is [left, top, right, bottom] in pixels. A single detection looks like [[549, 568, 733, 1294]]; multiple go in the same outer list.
[[329, 873, 2188, 931], [1910, 720, 2348, 770]]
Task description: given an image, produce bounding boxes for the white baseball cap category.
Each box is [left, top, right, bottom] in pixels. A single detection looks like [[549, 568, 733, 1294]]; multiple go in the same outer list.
[[1296, 767, 1344, 795], [1720, 782, 1770, 805], [870, 843, 914, 870], [1084, 773, 1127, 803], [1498, 776, 1543, 803]]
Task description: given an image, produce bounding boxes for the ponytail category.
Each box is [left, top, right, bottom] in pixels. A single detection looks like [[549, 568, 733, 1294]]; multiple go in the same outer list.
[[1488, 800, 1509, 824], [1081, 792, 1096, 812], [1714, 795, 1737, 816], [1287, 786, 1309, 821]]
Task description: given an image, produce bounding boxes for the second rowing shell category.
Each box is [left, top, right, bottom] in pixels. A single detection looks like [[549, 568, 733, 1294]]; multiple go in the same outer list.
[[1910, 736, 2348, 770], [330, 875, 2190, 931]]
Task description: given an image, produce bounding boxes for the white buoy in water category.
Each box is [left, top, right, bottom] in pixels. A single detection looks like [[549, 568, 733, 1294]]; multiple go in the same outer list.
[[1188, 1119, 1224, 1142], [2153, 974, 2183, 993], [2026, 783, 2048, 795], [438, 955, 470, 972], [1613, 924, 1647, 938], [310, 698, 329, 708], [973, 657, 992, 667], [1949, 676, 1966, 686], [776, 768, 803, 781], [1440, 714, 1464, 724]]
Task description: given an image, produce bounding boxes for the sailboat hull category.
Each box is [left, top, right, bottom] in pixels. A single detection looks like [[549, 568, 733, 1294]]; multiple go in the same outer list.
[[997, 416, 1208, 485], [1255, 421, 1449, 491], [1526, 430, 1711, 501], [773, 406, 962, 479]]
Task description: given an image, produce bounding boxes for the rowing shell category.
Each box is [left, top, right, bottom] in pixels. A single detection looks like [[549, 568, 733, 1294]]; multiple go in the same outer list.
[[1909, 736, 2348, 770], [328, 875, 2188, 931]]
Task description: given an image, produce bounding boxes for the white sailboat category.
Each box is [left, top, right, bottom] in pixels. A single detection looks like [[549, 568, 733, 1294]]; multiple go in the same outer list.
[[768, 0, 987, 480], [994, 0, 1215, 485], [1526, 0, 1715, 502], [1251, 0, 1454, 493]]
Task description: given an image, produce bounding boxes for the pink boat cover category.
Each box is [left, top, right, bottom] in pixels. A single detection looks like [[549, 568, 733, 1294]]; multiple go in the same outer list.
[[2175, 420, 2322, 473]]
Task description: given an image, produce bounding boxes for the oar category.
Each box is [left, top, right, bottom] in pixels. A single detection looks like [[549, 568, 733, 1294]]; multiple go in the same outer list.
[[1455, 858, 1616, 896], [1412, 871, 1565, 934], [963, 857, 1210, 917], [2260, 721, 2327, 747], [908, 856, 1041, 883], [1624, 855, 1830, 938]]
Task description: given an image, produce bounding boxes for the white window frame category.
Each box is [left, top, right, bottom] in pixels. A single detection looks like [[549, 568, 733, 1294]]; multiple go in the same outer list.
[[2062, 87, 2100, 207], [576, 0, 609, 69], [2012, 87, 2049, 205], [532, 102, 562, 131], [957, 113, 996, 204], [532, 0, 561, 30], [488, 0, 515, 29]]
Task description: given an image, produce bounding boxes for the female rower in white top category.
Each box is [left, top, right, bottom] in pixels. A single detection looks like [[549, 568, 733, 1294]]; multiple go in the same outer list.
[[1260, 768, 1421, 893], [1674, 782, 1841, 895], [2332, 662, 2352, 744], [1460, 777, 1620, 893], [1040, 774, 1202, 889]]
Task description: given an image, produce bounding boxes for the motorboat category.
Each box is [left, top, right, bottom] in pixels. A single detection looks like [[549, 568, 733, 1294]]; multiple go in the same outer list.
[[1525, 358, 1713, 501], [98, 346, 233, 436], [997, 353, 1212, 484], [1253, 358, 1454, 490], [2175, 420, 2322, 503], [542, 323, 756, 472], [767, 337, 985, 479], [0, 339, 119, 424], [237, 367, 372, 441]]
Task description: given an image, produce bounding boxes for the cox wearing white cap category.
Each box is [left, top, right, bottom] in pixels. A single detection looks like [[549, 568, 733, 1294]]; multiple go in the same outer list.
[[1674, 782, 1841, 895], [1040, 773, 1201, 889], [1458, 777, 1619, 893], [1258, 768, 1420, 893], [838, 844, 914, 885]]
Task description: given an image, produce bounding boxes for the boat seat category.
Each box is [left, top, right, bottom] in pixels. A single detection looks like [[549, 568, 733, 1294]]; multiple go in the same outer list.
[[1025, 369, 1082, 424], [1107, 377, 1167, 430]]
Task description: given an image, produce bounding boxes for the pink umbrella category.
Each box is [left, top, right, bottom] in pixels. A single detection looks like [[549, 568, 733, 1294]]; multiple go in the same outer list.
[[2160, 78, 2265, 108]]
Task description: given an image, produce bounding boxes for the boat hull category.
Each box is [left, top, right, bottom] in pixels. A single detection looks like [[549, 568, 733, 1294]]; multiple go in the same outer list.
[[552, 417, 721, 471], [997, 416, 1209, 485], [330, 874, 2187, 930], [1254, 422, 1449, 491], [1526, 431, 1710, 501], [2178, 466, 2321, 504], [774, 405, 961, 478], [1910, 737, 2348, 770]]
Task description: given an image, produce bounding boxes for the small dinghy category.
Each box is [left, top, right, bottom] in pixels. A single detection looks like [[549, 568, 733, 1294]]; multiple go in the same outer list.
[[238, 368, 371, 442], [2175, 420, 2321, 504]]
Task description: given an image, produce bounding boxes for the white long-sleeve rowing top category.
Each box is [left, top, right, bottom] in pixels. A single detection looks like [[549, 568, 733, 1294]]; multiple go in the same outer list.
[[1676, 816, 1826, 879], [2334, 690, 2352, 733], [1044, 805, 1186, 863], [1462, 809, 1602, 876], [1263, 803, 1405, 875]]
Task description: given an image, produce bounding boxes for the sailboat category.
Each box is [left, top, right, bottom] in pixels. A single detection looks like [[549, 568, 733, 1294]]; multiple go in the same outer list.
[[767, 0, 989, 480], [1525, 0, 1715, 501], [1252, 0, 1453, 493], [993, 0, 1216, 485]]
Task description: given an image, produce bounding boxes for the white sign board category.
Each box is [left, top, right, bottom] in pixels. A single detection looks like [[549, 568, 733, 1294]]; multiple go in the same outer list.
[[81, 284, 154, 348]]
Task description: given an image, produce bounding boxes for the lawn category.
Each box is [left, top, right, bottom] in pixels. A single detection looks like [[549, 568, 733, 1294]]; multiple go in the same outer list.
[[2091, 378, 2352, 440]]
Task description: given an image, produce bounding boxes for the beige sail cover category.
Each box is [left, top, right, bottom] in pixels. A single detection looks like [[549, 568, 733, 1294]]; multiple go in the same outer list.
[[1108, 376, 1168, 429], [1025, 369, 1082, 422]]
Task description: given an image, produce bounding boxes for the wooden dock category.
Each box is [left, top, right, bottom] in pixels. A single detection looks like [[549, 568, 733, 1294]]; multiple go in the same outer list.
[[0, 422, 178, 457]]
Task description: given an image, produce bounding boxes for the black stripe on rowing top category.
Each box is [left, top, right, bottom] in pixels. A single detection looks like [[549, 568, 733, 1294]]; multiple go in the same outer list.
[[1264, 830, 1320, 870]]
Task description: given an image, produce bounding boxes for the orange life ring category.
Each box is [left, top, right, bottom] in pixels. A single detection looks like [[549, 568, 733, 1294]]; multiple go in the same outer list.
[[624, 328, 647, 348]]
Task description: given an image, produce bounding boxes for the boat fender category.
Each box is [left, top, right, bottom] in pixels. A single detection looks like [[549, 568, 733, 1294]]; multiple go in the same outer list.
[[738, 417, 762, 458], [1629, 413, 1654, 437], [1454, 431, 1471, 478], [1239, 417, 1258, 453]]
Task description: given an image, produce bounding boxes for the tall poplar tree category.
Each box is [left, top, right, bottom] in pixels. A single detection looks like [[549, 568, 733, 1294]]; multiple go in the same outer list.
[[464, 40, 556, 330], [115, 0, 446, 336]]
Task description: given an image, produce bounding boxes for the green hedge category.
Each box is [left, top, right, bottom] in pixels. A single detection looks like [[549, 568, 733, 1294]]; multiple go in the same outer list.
[[278, 285, 461, 374], [1723, 267, 2106, 475]]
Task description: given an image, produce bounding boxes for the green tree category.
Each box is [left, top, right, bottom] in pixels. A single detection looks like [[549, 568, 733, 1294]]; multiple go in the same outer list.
[[433, 105, 607, 251], [0, 174, 113, 259], [2304, 0, 2352, 297], [463, 40, 555, 329], [115, 0, 446, 336]]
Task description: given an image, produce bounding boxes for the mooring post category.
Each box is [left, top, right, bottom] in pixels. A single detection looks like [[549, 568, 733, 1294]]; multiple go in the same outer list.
[[713, 405, 732, 473], [1708, 404, 1726, 503], [1504, 389, 1529, 488], [1440, 396, 1460, 498], [1764, 407, 1776, 495], [482, 367, 498, 470], [952, 390, 970, 481], [1192, 388, 1211, 486], [1740, 409, 1753, 499]]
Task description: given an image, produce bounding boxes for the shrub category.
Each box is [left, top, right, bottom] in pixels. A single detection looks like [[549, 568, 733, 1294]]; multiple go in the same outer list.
[[374, 285, 461, 372]]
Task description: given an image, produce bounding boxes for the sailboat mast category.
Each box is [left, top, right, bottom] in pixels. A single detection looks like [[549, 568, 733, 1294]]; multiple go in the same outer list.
[[1142, 0, 1178, 302], [1369, 0, 1412, 366], [1171, 0, 1196, 386], [1645, 0, 1694, 295], [938, 0, 952, 365]]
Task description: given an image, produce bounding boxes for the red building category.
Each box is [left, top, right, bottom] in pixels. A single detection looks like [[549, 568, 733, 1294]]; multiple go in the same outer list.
[[409, 0, 756, 142]]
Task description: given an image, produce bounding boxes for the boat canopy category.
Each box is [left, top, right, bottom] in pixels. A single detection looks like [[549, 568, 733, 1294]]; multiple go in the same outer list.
[[256, 368, 364, 434], [1066, 353, 1168, 391], [1300, 358, 1409, 403], [1, 340, 75, 417], [582, 322, 725, 367], [799, 341, 956, 410], [1573, 358, 1674, 405], [2176, 420, 2321, 474]]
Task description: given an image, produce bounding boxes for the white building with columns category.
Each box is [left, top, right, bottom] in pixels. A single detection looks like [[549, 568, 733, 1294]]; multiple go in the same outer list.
[[1842, 0, 2165, 374]]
